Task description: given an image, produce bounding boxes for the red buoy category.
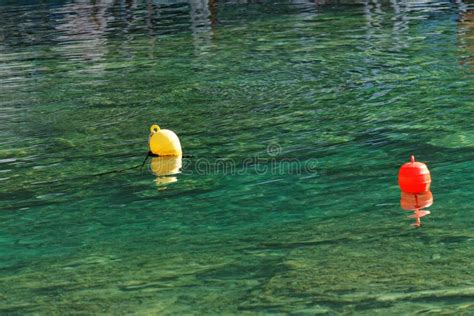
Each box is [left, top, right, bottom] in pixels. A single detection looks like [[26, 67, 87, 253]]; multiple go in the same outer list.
[[398, 155, 431, 193]]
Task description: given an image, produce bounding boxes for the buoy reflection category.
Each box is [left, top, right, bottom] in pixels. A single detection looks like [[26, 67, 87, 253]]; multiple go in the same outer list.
[[459, 8, 474, 67], [149, 156, 182, 188], [400, 190, 433, 227]]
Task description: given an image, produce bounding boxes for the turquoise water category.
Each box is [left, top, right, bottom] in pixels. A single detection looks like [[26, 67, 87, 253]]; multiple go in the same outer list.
[[1, 0, 474, 313]]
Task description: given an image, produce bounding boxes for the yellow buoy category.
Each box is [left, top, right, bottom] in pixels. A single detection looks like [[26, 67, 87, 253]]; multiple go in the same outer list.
[[148, 124, 182, 157]]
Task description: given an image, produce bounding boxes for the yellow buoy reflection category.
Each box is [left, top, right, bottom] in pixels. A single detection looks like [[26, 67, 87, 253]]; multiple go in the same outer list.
[[150, 156, 182, 187]]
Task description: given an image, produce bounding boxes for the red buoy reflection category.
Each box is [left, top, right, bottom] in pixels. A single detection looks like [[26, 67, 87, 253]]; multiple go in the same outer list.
[[400, 191, 433, 227]]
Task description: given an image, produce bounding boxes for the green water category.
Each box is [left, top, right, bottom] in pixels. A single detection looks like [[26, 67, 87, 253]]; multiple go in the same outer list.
[[1, 0, 474, 314]]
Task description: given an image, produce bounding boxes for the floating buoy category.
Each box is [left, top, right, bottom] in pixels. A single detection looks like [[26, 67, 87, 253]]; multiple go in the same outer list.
[[398, 155, 431, 193], [400, 191, 433, 227], [148, 124, 182, 157]]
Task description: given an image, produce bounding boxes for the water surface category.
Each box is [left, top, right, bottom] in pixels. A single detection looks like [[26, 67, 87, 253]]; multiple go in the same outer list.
[[1, 0, 474, 314]]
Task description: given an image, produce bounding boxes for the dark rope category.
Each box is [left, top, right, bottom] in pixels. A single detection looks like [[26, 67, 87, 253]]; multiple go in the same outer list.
[[140, 151, 152, 171]]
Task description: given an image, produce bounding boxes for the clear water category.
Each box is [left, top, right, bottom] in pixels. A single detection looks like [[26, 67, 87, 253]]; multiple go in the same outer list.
[[1, 0, 474, 313]]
